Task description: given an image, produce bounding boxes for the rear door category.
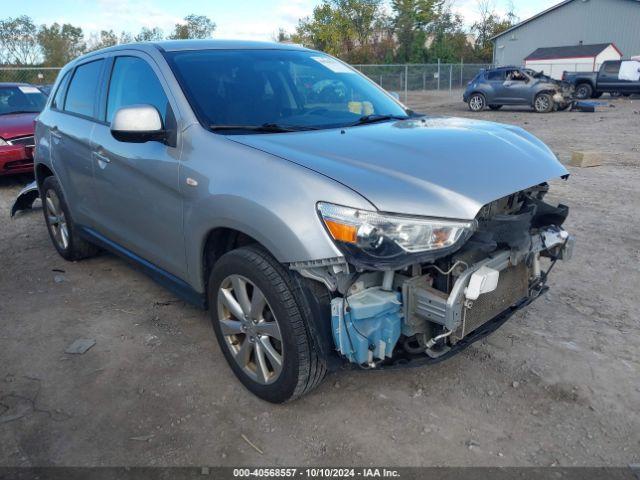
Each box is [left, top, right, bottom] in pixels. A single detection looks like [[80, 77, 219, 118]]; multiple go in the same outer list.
[[90, 52, 186, 279], [598, 61, 622, 92], [484, 70, 506, 102], [49, 58, 106, 227]]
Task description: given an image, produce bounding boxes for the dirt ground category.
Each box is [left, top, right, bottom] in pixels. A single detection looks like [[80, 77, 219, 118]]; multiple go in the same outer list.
[[1, 90, 639, 468]]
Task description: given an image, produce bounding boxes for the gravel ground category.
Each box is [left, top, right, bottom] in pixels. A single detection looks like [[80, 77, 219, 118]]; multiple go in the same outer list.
[[0, 91, 639, 467]]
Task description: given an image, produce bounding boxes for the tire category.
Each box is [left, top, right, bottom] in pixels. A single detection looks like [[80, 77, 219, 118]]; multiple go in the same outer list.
[[533, 93, 554, 113], [488, 105, 502, 111], [208, 245, 327, 403], [468, 93, 485, 112], [575, 83, 592, 99], [41, 176, 99, 261]]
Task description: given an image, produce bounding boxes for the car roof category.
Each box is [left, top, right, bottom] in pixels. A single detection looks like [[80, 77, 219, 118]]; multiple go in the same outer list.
[[152, 39, 309, 52]]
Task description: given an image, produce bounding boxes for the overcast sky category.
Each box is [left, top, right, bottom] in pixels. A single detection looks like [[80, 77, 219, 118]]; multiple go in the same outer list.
[[13, 0, 560, 41]]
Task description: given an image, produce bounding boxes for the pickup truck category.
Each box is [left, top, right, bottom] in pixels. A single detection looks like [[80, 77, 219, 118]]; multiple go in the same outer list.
[[563, 60, 640, 99]]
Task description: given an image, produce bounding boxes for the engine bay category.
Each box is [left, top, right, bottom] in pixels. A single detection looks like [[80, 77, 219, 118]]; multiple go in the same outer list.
[[293, 184, 574, 368]]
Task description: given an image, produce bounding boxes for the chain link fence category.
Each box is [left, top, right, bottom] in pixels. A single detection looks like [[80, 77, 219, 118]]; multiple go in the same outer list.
[[0, 67, 62, 85], [1, 64, 493, 102], [353, 63, 493, 102]]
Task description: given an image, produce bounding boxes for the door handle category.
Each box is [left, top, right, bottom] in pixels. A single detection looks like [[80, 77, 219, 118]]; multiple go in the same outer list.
[[93, 151, 111, 164]]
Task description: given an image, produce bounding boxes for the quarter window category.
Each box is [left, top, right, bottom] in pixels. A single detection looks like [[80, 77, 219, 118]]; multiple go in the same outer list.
[[51, 71, 70, 110], [106, 56, 169, 124], [64, 60, 104, 118]]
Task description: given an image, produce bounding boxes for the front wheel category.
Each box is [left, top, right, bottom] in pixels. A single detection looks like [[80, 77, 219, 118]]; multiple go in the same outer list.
[[533, 93, 554, 113], [468, 93, 486, 112], [208, 246, 327, 403]]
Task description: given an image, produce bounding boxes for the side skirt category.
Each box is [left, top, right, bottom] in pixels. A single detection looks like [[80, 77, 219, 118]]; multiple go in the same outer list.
[[78, 226, 206, 309]]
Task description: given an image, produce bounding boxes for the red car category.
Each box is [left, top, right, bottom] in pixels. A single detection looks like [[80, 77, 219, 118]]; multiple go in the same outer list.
[[0, 83, 48, 175]]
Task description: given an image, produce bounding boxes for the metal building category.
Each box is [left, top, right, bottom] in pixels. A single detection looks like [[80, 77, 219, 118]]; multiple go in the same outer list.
[[492, 0, 640, 68]]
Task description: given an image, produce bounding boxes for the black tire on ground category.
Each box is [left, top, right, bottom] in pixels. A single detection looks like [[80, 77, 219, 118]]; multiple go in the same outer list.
[[208, 245, 327, 403], [468, 93, 486, 112], [533, 93, 554, 113], [41, 176, 100, 261], [488, 105, 502, 110], [575, 83, 593, 99], [591, 91, 603, 99]]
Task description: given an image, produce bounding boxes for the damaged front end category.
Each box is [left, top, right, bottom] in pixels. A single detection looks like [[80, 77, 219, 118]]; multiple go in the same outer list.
[[292, 184, 573, 369]]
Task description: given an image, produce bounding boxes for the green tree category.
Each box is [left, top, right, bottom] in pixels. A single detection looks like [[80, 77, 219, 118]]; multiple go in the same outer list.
[[135, 27, 164, 42], [37, 23, 85, 66], [391, 0, 438, 63], [0, 15, 39, 65], [169, 14, 216, 40]]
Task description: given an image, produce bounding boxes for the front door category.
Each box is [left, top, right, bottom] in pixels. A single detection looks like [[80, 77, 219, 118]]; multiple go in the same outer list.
[[91, 53, 187, 279], [501, 69, 530, 104]]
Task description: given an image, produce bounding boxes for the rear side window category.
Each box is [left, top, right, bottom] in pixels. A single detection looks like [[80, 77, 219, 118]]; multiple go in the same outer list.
[[64, 59, 104, 118], [106, 56, 169, 124], [51, 71, 70, 110], [486, 70, 505, 81], [603, 62, 620, 74]]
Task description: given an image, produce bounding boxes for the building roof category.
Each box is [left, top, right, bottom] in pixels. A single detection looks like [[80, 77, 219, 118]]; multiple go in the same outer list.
[[525, 43, 616, 60], [491, 0, 640, 41]]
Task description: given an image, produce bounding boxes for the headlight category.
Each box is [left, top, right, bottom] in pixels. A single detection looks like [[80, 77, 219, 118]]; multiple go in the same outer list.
[[0, 138, 8, 146], [317, 202, 474, 268]]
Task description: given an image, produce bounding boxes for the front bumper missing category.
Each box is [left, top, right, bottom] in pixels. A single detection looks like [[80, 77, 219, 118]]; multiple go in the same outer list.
[[370, 288, 548, 370]]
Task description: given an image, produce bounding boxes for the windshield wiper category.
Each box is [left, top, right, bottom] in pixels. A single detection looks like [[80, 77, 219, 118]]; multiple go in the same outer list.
[[348, 114, 410, 127], [209, 123, 317, 133]]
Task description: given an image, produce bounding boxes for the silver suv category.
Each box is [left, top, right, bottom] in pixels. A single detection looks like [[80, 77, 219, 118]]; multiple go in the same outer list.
[[34, 40, 573, 402]]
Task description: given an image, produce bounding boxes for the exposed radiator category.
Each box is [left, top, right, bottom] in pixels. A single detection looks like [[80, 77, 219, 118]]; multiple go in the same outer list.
[[452, 262, 529, 343]]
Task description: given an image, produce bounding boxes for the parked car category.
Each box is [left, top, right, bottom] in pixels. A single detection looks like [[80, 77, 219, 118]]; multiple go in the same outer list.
[[563, 60, 640, 99], [463, 66, 573, 113], [34, 41, 573, 403], [36, 84, 54, 97], [0, 83, 47, 175]]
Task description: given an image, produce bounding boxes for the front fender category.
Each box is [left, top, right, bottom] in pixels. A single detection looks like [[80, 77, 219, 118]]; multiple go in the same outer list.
[[181, 130, 375, 293]]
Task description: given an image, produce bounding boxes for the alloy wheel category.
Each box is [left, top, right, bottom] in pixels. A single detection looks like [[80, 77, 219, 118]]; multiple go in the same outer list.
[[216, 274, 283, 385], [469, 95, 484, 111], [535, 95, 550, 112], [45, 189, 69, 250]]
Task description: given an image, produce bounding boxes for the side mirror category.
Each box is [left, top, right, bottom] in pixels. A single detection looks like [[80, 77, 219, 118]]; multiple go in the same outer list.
[[389, 91, 400, 100], [111, 105, 165, 143]]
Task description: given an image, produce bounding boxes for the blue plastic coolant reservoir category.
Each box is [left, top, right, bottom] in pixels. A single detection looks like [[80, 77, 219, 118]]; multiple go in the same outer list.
[[331, 288, 403, 365]]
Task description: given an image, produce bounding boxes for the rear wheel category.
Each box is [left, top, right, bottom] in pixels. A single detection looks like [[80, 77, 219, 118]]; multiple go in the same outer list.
[[41, 176, 99, 261], [208, 246, 327, 403], [468, 93, 485, 112], [533, 93, 554, 113], [575, 83, 593, 99], [488, 105, 502, 111]]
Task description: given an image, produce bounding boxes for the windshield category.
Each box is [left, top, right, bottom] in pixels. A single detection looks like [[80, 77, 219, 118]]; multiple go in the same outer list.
[[0, 86, 47, 115], [165, 49, 408, 132]]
